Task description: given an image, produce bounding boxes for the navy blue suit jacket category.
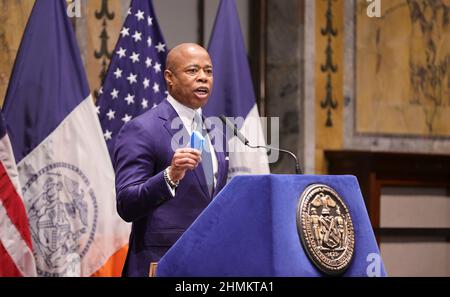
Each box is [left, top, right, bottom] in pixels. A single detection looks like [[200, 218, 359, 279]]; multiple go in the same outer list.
[[114, 99, 228, 277]]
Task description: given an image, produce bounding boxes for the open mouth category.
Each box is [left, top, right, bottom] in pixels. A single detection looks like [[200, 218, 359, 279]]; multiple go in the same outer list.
[[194, 87, 209, 97]]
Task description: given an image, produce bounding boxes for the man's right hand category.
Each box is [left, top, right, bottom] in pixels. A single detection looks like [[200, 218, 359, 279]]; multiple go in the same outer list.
[[168, 148, 202, 182]]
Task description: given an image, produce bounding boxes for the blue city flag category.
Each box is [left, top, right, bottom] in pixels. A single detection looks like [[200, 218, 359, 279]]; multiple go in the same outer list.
[[2, 0, 130, 276], [96, 0, 168, 158], [206, 0, 270, 176], [3, 0, 89, 163]]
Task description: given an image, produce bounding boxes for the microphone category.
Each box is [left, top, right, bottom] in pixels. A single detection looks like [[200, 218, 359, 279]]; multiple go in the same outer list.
[[219, 115, 302, 174], [219, 115, 250, 146]]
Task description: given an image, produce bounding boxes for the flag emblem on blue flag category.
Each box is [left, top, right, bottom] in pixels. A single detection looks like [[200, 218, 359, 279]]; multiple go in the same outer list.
[[3, 0, 130, 277], [96, 0, 168, 158]]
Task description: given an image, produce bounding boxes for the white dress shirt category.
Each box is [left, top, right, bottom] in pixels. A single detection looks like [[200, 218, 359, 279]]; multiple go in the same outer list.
[[166, 95, 218, 195]]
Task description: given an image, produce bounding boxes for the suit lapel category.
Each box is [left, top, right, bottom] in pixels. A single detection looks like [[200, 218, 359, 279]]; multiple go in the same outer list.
[[159, 100, 211, 200], [205, 117, 228, 198], [212, 148, 226, 197]]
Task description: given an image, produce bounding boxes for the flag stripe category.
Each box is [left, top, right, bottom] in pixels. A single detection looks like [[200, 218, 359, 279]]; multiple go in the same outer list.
[[204, 0, 254, 119], [91, 245, 129, 277], [0, 162, 32, 250], [0, 134, 23, 204], [0, 130, 36, 277], [0, 241, 22, 277], [0, 134, 33, 250], [0, 198, 36, 277], [0, 110, 36, 277]]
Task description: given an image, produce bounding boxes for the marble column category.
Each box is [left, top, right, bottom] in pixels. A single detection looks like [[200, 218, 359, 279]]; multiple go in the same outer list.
[[266, 0, 313, 174]]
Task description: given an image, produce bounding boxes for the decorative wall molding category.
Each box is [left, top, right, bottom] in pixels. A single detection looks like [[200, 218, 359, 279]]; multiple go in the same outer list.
[[320, 0, 338, 127], [93, 0, 115, 99]]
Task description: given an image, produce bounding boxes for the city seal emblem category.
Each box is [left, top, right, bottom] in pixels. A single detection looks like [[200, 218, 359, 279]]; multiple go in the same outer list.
[[296, 184, 355, 275], [21, 162, 98, 276]]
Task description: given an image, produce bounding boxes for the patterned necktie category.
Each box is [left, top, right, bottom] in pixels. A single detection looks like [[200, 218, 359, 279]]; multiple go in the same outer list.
[[193, 112, 214, 196]]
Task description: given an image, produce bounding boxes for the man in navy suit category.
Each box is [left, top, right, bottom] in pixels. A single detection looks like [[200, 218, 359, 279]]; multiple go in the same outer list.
[[114, 43, 228, 277]]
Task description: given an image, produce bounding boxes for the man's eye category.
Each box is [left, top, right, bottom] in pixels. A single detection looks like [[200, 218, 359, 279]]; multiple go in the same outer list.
[[205, 69, 213, 76], [186, 69, 198, 74]]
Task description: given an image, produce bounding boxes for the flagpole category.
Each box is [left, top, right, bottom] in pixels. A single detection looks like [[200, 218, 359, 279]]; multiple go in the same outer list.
[[197, 0, 205, 46]]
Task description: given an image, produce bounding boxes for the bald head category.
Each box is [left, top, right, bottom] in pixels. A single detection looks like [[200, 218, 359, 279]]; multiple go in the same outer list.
[[166, 43, 209, 72], [164, 43, 213, 109]]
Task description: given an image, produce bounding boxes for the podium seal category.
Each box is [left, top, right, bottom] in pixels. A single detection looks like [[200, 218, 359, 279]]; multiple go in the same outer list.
[[296, 184, 355, 275]]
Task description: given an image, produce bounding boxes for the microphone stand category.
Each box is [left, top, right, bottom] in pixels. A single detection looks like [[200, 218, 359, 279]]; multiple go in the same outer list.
[[247, 143, 302, 175], [218, 115, 302, 175]]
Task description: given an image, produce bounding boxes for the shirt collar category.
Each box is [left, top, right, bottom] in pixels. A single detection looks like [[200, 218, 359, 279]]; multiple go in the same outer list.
[[167, 94, 202, 132]]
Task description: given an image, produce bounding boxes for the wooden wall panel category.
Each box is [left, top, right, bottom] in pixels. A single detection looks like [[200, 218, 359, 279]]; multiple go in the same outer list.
[[0, 0, 34, 106], [315, 0, 344, 174]]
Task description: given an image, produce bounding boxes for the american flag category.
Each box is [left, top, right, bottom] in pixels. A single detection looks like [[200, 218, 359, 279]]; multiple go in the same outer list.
[[96, 0, 168, 157], [0, 113, 36, 277]]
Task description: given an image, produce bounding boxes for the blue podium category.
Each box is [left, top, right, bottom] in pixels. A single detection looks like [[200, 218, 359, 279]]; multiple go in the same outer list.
[[156, 175, 386, 276]]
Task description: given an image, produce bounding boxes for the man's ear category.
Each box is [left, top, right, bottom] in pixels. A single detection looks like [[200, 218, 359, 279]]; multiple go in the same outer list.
[[164, 70, 173, 87]]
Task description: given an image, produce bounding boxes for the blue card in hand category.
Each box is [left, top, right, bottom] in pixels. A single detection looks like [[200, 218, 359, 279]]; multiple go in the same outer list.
[[190, 131, 205, 152]]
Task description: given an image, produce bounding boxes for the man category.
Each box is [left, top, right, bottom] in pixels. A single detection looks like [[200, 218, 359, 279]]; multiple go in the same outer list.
[[114, 43, 229, 277]]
